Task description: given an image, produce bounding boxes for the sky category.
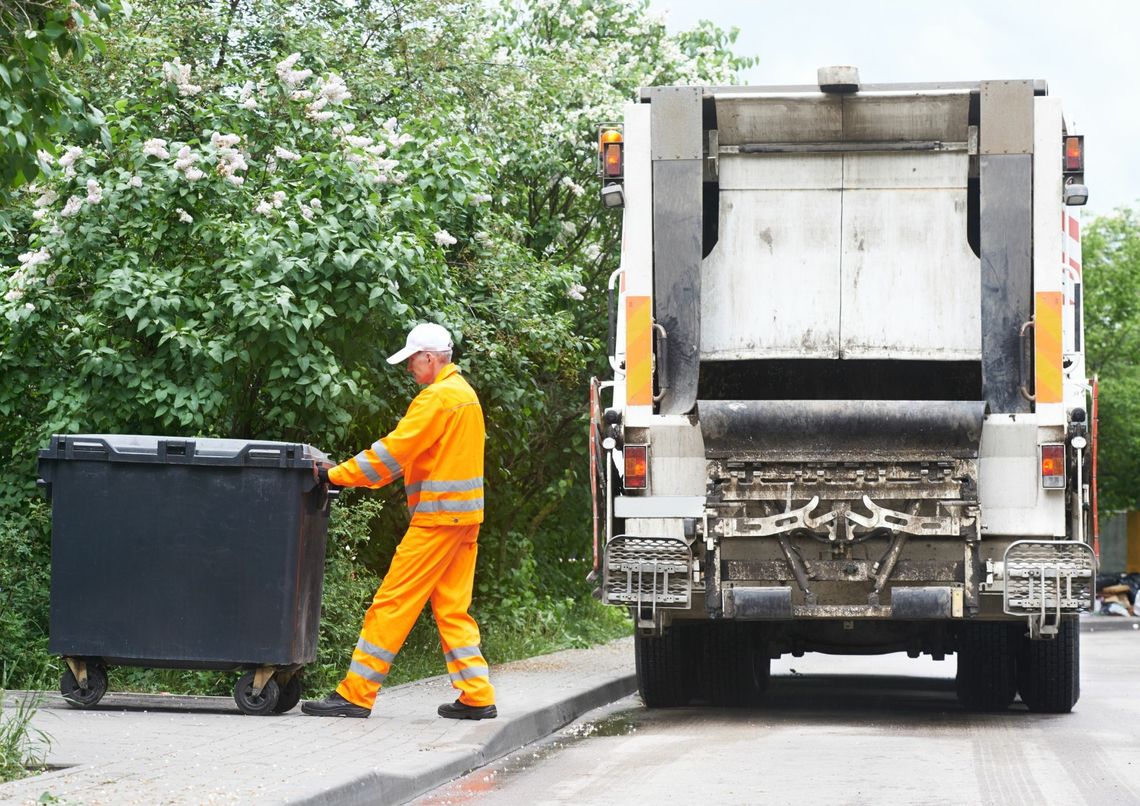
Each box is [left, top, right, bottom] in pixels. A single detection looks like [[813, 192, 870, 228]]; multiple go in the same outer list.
[[650, 0, 1139, 217]]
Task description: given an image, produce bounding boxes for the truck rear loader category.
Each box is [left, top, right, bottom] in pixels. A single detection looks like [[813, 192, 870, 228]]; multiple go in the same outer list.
[[590, 67, 1095, 713]]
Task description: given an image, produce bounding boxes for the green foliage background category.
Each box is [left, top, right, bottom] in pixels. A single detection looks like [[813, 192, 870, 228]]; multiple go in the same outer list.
[[0, 0, 752, 695], [1082, 207, 1140, 514]]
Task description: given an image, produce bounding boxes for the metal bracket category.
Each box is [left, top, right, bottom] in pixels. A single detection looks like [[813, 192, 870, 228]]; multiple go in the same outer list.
[[251, 665, 276, 697], [846, 496, 973, 537], [718, 495, 836, 538], [64, 657, 88, 689]]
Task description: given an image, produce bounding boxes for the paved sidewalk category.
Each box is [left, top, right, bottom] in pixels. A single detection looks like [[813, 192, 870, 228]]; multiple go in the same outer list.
[[0, 638, 635, 806]]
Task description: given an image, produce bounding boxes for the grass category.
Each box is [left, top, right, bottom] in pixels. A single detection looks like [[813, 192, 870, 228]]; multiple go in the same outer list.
[[0, 689, 50, 784]]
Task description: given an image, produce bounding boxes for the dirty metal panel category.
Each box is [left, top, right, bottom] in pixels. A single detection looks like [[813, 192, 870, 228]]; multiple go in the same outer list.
[[841, 93, 971, 142], [700, 399, 986, 461], [980, 80, 1035, 155], [840, 152, 980, 359], [645, 85, 703, 161], [701, 155, 842, 360], [714, 95, 842, 146], [724, 559, 963, 583], [890, 586, 953, 618], [979, 155, 1033, 413], [653, 159, 703, 414], [978, 415, 1065, 536]]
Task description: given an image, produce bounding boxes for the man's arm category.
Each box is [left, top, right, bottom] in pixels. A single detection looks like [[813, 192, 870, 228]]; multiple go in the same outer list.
[[326, 388, 447, 488]]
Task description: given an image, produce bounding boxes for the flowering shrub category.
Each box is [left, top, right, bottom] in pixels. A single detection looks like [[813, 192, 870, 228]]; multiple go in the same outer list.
[[0, 0, 753, 690]]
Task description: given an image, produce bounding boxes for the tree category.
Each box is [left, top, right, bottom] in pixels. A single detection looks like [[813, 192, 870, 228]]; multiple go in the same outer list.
[[1082, 207, 1140, 512], [0, 0, 119, 224]]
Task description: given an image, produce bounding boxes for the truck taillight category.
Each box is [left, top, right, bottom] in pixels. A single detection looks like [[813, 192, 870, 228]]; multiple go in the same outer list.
[[1041, 443, 1066, 489], [1063, 135, 1084, 174], [624, 444, 648, 490], [598, 126, 623, 179]]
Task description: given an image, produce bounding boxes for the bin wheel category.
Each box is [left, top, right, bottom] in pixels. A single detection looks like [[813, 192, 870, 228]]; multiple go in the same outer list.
[[61, 664, 108, 709], [233, 671, 281, 716], [273, 673, 303, 714]]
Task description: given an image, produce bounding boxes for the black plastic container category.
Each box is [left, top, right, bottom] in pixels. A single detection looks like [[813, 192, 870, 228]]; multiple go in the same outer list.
[[38, 434, 335, 714]]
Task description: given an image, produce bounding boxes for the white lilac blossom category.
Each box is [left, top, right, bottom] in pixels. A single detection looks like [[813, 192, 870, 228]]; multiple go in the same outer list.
[[567, 283, 587, 301], [254, 200, 274, 216], [225, 174, 244, 187], [270, 191, 286, 207], [332, 123, 355, 137], [85, 179, 102, 204], [433, 230, 457, 247], [36, 149, 53, 164], [274, 146, 301, 161], [60, 195, 83, 217], [32, 209, 48, 221], [318, 73, 350, 104], [241, 97, 258, 110], [176, 208, 193, 224], [142, 139, 170, 159], [58, 146, 83, 169], [128, 175, 143, 189], [344, 135, 372, 149], [290, 89, 313, 101], [162, 57, 202, 96], [238, 81, 256, 102], [34, 188, 58, 208], [560, 176, 584, 197], [18, 248, 51, 270], [471, 193, 493, 205], [276, 53, 313, 87], [309, 198, 322, 209], [184, 166, 206, 181], [210, 132, 241, 149], [174, 146, 197, 172]]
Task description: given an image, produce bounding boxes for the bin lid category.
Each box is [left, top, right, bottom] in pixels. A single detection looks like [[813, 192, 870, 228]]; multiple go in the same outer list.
[[39, 434, 330, 469]]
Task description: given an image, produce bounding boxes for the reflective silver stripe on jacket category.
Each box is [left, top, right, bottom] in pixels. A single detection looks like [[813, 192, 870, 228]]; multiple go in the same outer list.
[[349, 659, 388, 684], [415, 498, 484, 514], [357, 637, 397, 664], [405, 477, 483, 498], [354, 450, 383, 483], [444, 645, 484, 663]]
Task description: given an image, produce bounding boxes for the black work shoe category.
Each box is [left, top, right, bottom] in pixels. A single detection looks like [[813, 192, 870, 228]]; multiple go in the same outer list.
[[301, 692, 370, 718], [438, 699, 498, 720]]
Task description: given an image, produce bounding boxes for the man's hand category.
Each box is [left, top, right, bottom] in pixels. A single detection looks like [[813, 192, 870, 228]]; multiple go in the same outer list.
[[315, 465, 331, 484]]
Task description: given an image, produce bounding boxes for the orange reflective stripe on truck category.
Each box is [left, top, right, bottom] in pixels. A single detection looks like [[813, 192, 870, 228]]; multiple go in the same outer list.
[[626, 295, 652, 407], [1034, 291, 1063, 403]]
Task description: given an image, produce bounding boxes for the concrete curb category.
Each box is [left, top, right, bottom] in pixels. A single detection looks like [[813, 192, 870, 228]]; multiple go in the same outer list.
[[296, 672, 637, 806]]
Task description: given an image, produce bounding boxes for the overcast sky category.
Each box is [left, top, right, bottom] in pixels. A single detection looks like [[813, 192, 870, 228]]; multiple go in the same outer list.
[[650, 0, 1138, 217]]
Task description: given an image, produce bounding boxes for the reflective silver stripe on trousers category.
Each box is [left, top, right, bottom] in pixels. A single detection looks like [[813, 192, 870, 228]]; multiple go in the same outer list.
[[405, 477, 483, 497], [449, 665, 490, 683], [415, 498, 484, 514], [356, 637, 397, 664], [444, 645, 484, 663], [349, 659, 388, 684]]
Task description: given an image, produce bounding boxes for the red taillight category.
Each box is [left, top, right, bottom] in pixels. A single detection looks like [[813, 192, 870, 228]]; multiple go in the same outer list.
[[624, 444, 648, 490], [1041, 443, 1066, 489], [1063, 135, 1084, 173]]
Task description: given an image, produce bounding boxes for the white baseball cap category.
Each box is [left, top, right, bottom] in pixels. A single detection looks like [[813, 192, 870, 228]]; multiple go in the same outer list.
[[386, 322, 453, 364]]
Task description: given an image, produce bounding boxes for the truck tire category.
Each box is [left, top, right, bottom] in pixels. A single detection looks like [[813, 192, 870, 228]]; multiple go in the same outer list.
[[1017, 616, 1080, 713], [955, 621, 1018, 712], [701, 623, 769, 707], [635, 626, 695, 708]]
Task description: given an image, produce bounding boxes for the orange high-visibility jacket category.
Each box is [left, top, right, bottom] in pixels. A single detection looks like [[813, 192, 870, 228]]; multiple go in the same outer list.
[[328, 364, 485, 526]]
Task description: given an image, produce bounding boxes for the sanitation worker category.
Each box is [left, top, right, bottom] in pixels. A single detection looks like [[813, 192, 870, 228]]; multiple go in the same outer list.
[[302, 322, 496, 719]]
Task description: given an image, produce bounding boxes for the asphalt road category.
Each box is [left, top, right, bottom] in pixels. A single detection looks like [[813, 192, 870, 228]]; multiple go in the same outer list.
[[416, 627, 1140, 805]]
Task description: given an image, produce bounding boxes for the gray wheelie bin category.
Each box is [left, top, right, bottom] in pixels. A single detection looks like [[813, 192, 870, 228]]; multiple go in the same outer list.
[[37, 434, 335, 715]]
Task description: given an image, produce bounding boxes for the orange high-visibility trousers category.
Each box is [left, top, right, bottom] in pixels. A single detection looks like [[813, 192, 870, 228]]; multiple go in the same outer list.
[[336, 523, 494, 710]]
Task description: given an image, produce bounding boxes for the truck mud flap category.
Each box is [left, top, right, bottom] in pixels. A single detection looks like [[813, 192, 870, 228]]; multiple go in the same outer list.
[[698, 399, 985, 460]]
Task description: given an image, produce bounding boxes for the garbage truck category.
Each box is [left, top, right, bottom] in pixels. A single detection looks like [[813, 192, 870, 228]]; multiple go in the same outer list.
[[589, 67, 1096, 713]]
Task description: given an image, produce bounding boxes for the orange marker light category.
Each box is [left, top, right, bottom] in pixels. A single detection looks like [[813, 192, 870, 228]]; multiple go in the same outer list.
[[1063, 136, 1083, 173], [598, 126, 624, 179]]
